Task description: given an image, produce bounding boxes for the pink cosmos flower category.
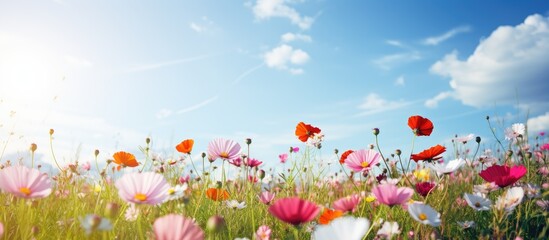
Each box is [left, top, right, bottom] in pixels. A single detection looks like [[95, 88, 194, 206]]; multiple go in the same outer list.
[[179, 175, 190, 184], [115, 172, 169, 205], [255, 225, 272, 240], [153, 214, 204, 240], [279, 153, 288, 163], [248, 175, 259, 183], [479, 164, 526, 188], [538, 167, 549, 176], [372, 183, 414, 207], [0, 165, 52, 199], [207, 138, 241, 161], [259, 191, 276, 205], [246, 158, 263, 168], [541, 143, 549, 151], [268, 197, 320, 226], [345, 149, 380, 173], [332, 194, 362, 213], [228, 157, 243, 167], [81, 162, 91, 171], [291, 147, 300, 153]]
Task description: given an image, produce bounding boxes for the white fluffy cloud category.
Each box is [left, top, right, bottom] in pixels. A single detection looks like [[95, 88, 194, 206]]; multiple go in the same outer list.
[[281, 32, 312, 42], [373, 51, 421, 70], [264, 44, 309, 74], [357, 93, 414, 116], [252, 0, 314, 30], [423, 26, 471, 46], [189, 22, 203, 33], [394, 75, 405, 86], [430, 14, 549, 109], [527, 112, 549, 133], [425, 91, 456, 108]]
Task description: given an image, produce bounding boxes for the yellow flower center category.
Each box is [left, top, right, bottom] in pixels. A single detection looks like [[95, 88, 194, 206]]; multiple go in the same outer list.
[[220, 152, 229, 158], [361, 161, 369, 168], [168, 188, 175, 195], [94, 184, 102, 193], [20, 187, 31, 196], [134, 193, 147, 202], [419, 213, 427, 221], [365, 195, 376, 202]]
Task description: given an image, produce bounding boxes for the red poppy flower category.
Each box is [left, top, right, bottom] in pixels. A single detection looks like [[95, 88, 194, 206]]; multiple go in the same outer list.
[[113, 151, 139, 171], [318, 208, 343, 225], [411, 145, 446, 162], [408, 115, 434, 136], [339, 149, 354, 164], [295, 122, 321, 142], [479, 164, 527, 188], [206, 188, 230, 201], [415, 182, 436, 197], [175, 139, 194, 154]]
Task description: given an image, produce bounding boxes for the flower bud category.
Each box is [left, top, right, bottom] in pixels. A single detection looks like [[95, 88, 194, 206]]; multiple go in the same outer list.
[[31, 226, 40, 235], [245, 138, 252, 145], [475, 136, 481, 143], [201, 152, 207, 158], [258, 169, 266, 180], [105, 202, 120, 218], [395, 149, 402, 156], [94, 149, 100, 157], [146, 137, 151, 144], [49, 129, 55, 135], [372, 128, 380, 136], [30, 143, 37, 152], [334, 148, 339, 154], [206, 215, 226, 233]]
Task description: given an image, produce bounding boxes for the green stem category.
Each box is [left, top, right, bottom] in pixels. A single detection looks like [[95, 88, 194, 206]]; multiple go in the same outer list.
[[375, 135, 392, 176], [49, 134, 62, 172]]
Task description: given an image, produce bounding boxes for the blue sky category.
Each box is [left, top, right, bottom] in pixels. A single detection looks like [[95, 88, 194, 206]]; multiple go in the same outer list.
[[1, 0, 549, 173]]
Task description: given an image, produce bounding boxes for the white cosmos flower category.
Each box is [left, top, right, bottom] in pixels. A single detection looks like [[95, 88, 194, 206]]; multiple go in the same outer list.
[[505, 123, 525, 140], [165, 183, 188, 201], [428, 158, 466, 175], [495, 187, 524, 213], [225, 200, 246, 210], [463, 193, 492, 211], [454, 134, 475, 143], [457, 220, 475, 229], [376, 221, 400, 239], [380, 177, 400, 185], [407, 203, 441, 227], [312, 216, 370, 240], [522, 183, 541, 199]]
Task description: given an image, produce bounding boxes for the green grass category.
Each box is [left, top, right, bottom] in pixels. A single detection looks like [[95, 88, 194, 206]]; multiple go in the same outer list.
[[0, 127, 547, 240]]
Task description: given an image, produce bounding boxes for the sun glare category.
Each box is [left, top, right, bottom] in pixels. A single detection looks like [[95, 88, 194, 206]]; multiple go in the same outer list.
[[0, 34, 64, 107]]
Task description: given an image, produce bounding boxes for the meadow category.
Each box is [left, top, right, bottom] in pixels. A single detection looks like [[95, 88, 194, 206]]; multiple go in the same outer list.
[[0, 115, 547, 240]]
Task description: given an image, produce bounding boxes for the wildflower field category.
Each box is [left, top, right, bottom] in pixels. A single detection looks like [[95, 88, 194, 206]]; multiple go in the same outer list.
[[0, 116, 548, 240]]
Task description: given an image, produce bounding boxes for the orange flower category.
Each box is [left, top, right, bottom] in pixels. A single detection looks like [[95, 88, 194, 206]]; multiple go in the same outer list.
[[408, 115, 434, 136], [339, 149, 354, 164], [318, 208, 343, 225], [176, 139, 194, 154], [112, 151, 139, 171], [295, 122, 321, 142], [206, 188, 230, 201], [411, 145, 446, 162]]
